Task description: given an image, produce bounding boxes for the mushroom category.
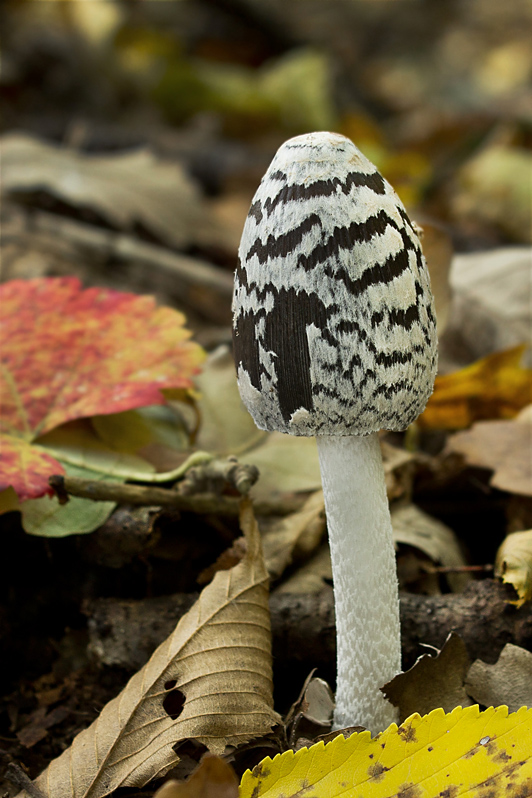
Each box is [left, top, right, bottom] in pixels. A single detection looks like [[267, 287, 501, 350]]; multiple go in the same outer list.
[[232, 132, 438, 733]]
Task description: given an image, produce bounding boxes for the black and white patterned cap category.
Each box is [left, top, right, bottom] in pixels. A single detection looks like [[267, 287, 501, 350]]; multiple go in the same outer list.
[[232, 131, 438, 436]]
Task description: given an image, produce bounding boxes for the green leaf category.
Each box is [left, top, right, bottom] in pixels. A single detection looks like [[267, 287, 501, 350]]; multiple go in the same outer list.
[[20, 462, 123, 538]]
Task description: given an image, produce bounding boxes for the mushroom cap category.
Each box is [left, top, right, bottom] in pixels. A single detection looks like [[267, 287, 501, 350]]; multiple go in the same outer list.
[[232, 131, 438, 436]]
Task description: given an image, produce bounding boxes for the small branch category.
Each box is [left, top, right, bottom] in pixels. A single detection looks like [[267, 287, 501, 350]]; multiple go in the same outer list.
[[48, 475, 307, 517], [32, 211, 233, 296], [179, 456, 259, 496], [49, 475, 241, 515], [4, 762, 47, 798], [425, 564, 494, 574]]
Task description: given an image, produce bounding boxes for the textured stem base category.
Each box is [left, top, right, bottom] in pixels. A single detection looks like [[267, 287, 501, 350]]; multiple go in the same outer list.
[[317, 433, 401, 733]]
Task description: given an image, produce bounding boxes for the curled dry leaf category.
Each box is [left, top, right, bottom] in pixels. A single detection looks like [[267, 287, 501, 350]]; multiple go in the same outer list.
[[391, 504, 470, 593], [382, 632, 474, 723], [284, 673, 334, 748], [466, 644, 532, 713], [273, 545, 332, 595], [262, 490, 326, 581], [448, 414, 532, 497], [494, 529, 532, 607], [153, 755, 238, 798], [0, 277, 204, 501], [16, 499, 280, 798]]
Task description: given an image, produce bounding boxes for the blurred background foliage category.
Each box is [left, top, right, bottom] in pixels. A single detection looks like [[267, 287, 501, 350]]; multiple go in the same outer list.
[[1, 0, 531, 245]]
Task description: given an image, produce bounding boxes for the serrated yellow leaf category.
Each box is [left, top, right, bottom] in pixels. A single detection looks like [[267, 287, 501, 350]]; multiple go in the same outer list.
[[239, 705, 532, 797]]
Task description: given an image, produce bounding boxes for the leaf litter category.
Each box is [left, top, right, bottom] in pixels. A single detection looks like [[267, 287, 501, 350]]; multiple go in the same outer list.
[[15, 499, 280, 798]]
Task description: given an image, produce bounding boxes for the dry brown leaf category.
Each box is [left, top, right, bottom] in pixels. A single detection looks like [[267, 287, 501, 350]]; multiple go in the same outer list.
[[152, 756, 238, 798], [495, 529, 532, 607], [448, 415, 532, 497], [16, 499, 280, 798], [262, 490, 326, 580], [273, 545, 332, 595], [383, 632, 474, 722], [1, 132, 223, 251], [465, 644, 532, 712], [381, 439, 414, 502], [391, 504, 471, 593], [284, 674, 334, 748]]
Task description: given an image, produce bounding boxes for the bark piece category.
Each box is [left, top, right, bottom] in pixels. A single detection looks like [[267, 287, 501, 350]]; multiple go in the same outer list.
[[87, 580, 532, 679]]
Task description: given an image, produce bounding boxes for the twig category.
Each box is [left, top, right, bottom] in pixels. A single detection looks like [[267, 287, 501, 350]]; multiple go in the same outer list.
[[49, 475, 241, 514], [48, 475, 307, 517], [425, 564, 494, 574], [32, 210, 234, 297], [4, 763, 47, 798]]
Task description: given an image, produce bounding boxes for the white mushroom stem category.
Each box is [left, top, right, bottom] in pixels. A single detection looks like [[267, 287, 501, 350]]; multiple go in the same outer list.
[[316, 432, 401, 733]]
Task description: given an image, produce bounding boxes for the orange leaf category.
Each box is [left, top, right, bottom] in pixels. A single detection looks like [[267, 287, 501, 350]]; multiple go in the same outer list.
[[419, 345, 532, 430], [0, 277, 205, 500], [153, 756, 238, 798]]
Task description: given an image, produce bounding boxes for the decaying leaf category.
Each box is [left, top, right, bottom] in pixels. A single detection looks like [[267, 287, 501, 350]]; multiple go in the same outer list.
[[284, 673, 334, 748], [0, 438, 65, 504], [15, 499, 280, 798], [391, 504, 470, 593], [275, 504, 467, 596], [381, 440, 414, 502], [448, 412, 532, 497], [153, 756, 238, 798], [383, 633, 473, 722], [240, 433, 322, 499], [419, 344, 532, 430], [194, 347, 266, 458], [273, 545, 332, 595], [240, 705, 532, 798], [0, 277, 204, 501], [466, 644, 532, 713], [494, 528, 532, 606], [262, 491, 325, 580], [1, 132, 225, 251]]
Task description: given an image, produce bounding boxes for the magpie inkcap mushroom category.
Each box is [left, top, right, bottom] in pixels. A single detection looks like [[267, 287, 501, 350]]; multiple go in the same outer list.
[[232, 131, 438, 733]]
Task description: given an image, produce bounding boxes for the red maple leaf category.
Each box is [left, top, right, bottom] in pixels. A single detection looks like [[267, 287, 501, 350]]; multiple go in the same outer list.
[[0, 277, 206, 500]]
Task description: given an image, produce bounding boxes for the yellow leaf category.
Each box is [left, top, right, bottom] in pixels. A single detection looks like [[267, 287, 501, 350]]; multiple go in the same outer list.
[[419, 344, 532, 430], [495, 529, 532, 607], [239, 705, 532, 797]]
